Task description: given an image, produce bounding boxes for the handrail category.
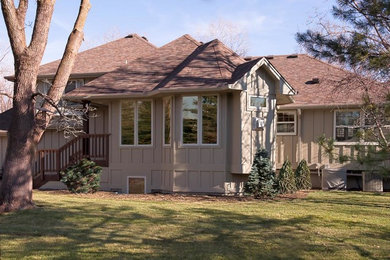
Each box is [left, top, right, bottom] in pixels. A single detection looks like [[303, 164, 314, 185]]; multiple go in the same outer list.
[[33, 134, 110, 185]]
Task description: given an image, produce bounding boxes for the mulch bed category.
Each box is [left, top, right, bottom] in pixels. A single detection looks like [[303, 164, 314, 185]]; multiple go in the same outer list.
[[40, 190, 313, 202]]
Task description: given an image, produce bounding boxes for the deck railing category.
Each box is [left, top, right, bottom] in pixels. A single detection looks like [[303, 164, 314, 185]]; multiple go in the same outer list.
[[33, 134, 110, 185]]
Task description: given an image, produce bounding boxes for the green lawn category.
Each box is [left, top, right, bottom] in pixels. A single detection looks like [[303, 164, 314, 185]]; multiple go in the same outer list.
[[0, 191, 389, 259]]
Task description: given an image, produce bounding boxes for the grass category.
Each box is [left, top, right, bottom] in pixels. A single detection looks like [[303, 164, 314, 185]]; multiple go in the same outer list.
[[0, 191, 389, 259]]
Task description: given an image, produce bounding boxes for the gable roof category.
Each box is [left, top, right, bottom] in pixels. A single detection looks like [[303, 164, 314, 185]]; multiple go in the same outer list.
[[66, 35, 253, 98], [37, 34, 157, 78], [258, 54, 388, 108]]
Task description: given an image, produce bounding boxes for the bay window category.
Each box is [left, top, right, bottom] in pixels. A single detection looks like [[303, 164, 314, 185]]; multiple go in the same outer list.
[[182, 95, 218, 145], [121, 100, 152, 145]]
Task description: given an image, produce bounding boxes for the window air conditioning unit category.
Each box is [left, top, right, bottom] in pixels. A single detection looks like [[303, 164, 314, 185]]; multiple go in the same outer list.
[[252, 117, 265, 131]]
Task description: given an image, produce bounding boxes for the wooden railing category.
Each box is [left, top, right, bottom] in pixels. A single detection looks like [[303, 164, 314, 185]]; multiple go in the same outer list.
[[33, 134, 110, 187]]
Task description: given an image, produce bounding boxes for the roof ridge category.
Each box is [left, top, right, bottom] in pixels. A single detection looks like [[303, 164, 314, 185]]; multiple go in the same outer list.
[[152, 41, 212, 90], [39, 34, 157, 68], [212, 39, 246, 63], [130, 33, 158, 49], [182, 34, 202, 46], [302, 54, 351, 74], [210, 41, 224, 80]]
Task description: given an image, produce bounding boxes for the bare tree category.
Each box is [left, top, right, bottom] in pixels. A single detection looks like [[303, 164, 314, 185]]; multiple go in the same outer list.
[[196, 19, 249, 56], [0, 0, 91, 212], [0, 46, 12, 112]]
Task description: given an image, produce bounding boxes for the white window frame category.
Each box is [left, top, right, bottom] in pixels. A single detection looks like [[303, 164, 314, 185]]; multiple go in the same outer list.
[[247, 94, 267, 111], [126, 176, 146, 194], [333, 109, 384, 145], [276, 111, 297, 136], [180, 94, 220, 146], [163, 96, 172, 146], [65, 79, 84, 93], [120, 99, 154, 147]]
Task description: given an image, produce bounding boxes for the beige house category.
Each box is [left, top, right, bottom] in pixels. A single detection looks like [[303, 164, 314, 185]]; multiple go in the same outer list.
[[0, 34, 387, 193]]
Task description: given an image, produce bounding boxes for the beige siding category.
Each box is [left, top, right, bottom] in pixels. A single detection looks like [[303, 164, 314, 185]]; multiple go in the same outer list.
[[276, 108, 366, 170], [106, 94, 229, 194]]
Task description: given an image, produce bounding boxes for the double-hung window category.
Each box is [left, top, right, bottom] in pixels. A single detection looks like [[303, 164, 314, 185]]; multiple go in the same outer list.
[[121, 100, 152, 146], [182, 95, 218, 145], [334, 111, 361, 142], [277, 111, 296, 135]]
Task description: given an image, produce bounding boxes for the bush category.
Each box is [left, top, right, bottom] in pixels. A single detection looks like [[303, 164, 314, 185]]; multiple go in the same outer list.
[[60, 159, 102, 193], [295, 159, 312, 190], [277, 159, 296, 194], [244, 148, 277, 198]]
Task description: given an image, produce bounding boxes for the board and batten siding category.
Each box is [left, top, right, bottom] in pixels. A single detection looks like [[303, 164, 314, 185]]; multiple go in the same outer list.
[[276, 108, 367, 170], [104, 94, 229, 194]]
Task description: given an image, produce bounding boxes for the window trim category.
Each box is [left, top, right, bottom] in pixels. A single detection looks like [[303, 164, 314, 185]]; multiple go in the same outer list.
[[276, 111, 297, 136], [163, 96, 172, 147], [120, 99, 154, 147], [180, 94, 220, 146], [333, 109, 382, 145], [247, 94, 267, 111]]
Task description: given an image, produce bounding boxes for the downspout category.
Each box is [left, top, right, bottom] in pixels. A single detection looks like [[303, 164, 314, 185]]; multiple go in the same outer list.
[[297, 108, 302, 164]]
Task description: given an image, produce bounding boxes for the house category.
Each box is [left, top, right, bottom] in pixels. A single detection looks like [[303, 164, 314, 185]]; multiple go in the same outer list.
[[0, 34, 387, 193]]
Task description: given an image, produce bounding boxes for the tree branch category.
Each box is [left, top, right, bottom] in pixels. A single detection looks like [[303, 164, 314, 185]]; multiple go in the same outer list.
[[1, 0, 27, 57], [34, 0, 91, 139], [28, 0, 54, 57], [0, 92, 13, 99]]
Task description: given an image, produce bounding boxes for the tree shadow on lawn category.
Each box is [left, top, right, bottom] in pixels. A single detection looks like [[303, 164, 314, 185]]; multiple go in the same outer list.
[[0, 200, 387, 259]]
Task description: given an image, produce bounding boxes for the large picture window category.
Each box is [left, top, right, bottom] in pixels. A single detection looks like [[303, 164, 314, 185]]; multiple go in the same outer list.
[[121, 100, 152, 145], [277, 111, 296, 135], [182, 95, 218, 145]]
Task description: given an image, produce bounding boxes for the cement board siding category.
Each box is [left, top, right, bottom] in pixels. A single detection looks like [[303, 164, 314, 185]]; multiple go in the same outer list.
[[276, 108, 365, 170], [106, 94, 229, 193], [239, 68, 277, 173]]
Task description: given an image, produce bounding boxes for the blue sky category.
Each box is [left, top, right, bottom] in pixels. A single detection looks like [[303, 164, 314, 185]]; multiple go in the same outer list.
[[0, 0, 336, 65]]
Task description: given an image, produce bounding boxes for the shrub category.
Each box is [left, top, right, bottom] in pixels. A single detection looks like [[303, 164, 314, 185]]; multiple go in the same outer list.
[[277, 159, 296, 194], [295, 159, 312, 190], [61, 159, 102, 193], [244, 148, 277, 198]]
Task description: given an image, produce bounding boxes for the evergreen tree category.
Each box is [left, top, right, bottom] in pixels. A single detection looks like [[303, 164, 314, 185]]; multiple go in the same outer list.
[[277, 159, 297, 194], [295, 159, 312, 190], [244, 148, 277, 198], [296, 0, 390, 79]]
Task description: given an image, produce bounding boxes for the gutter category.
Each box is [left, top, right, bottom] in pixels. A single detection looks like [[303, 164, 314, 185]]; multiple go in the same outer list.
[[5, 72, 108, 82], [65, 85, 233, 101], [279, 103, 362, 110]]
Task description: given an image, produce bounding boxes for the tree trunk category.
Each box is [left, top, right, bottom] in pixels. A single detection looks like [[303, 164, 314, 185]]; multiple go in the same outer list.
[[0, 0, 90, 213], [0, 60, 38, 211]]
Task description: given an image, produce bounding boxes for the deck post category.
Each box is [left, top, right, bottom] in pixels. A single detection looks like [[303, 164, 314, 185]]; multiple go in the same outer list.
[[82, 100, 90, 158]]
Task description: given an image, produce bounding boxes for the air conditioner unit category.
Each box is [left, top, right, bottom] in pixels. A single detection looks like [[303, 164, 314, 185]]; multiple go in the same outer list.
[[252, 117, 265, 131]]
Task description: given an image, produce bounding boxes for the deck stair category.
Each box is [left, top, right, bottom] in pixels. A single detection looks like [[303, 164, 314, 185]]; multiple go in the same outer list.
[[33, 134, 109, 189]]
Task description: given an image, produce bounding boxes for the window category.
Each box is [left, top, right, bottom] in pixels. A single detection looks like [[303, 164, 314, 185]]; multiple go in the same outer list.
[[335, 111, 361, 142], [163, 97, 171, 145], [121, 100, 152, 145], [65, 79, 84, 93], [182, 95, 218, 145], [249, 95, 267, 109], [277, 112, 296, 135]]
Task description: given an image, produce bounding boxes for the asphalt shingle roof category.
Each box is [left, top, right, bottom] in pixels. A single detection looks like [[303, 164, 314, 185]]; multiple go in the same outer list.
[[38, 34, 157, 77]]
